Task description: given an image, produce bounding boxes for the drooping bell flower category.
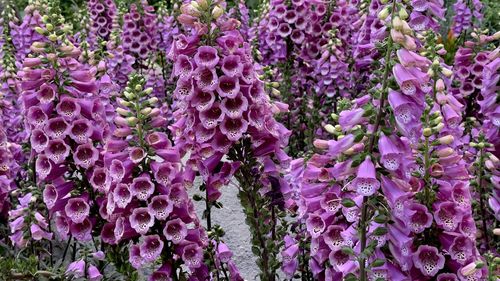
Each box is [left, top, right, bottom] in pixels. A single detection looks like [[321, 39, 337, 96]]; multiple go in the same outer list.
[[352, 156, 380, 196], [412, 245, 445, 277]]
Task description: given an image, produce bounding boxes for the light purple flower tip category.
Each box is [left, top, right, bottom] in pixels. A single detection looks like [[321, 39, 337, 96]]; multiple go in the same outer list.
[[30, 129, 49, 153], [27, 106, 48, 128], [217, 75, 240, 98], [69, 119, 93, 144], [412, 245, 445, 277], [163, 218, 187, 244], [131, 175, 155, 201], [65, 198, 90, 223], [46, 139, 70, 164], [182, 243, 203, 269], [74, 143, 99, 168], [194, 46, 219, 68], [140, 234, 164, 263], [129, 244, 144, 269], [353, 156, 380, 196], [148, 195, 173, 220], [404, 201, 433, 233], [220, 118, 248, 141], [192, 89, 216, 112], [56, 97, 81, 120], [221, 55, 243, 77], [130, 207, 155, 235], [88, 265, 102, 281], [221, 94, 248, 119], [70, 218, 92, 241]]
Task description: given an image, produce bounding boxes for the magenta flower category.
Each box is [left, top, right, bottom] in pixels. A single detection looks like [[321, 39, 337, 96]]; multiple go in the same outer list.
[[194, 46, 219, 68], [352, 156, 380, 196], [403, 201, 433, 233], [65, 198, 90, 224], [74, 143, 99, 168], [148, 195, 173, 220], [412, 245, 445, 277], [139, 235, 164, 263], [130, 175, 155, 201], [182, 243, 203, 269], [163, 218, 187, 244], [130, 207, 155, 235]]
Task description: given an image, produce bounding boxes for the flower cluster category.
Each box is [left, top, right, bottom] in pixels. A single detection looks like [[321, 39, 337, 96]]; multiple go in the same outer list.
[[19, 13, 109, 246], [103, 73, 210, 279], [87, 0, 117, 49], [121, 0, 158, 61], [0, 0, 499, 280], [452, 0, 483, 36], [171, 1, 292, 279], [0, 128, 21, 219]]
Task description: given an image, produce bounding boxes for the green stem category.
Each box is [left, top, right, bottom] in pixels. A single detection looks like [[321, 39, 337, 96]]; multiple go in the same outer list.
[[477, 148, 491, 251], [359, 2, 396, 278]]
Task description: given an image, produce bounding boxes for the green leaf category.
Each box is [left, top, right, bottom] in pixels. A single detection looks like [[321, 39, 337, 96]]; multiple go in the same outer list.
[[373, 215, 387, 223], [342, 198, 356, 208], [371, 259, 386, 267], [341, 246, 354, 256], [192, 194, 204, 201], [373, 227, 388, 236], [251, 246, 260, 256]]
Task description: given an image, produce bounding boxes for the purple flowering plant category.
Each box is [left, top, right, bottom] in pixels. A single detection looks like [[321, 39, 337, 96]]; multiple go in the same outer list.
[[0, 0, 499, 280]]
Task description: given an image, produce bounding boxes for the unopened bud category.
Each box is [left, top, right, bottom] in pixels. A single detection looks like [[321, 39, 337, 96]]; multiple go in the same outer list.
[[392, 17, 403, 31], [399, 8, 408, 20], [330, 113, 339, 121], [401, 21, 412, 35], [488, 154, 499, 163], [433, 123, 445, 132], [270, 81, 280, 88], [460, 262, 478, 276], [190, 1, 200, 10], [271, 88, 280, 96], [485, 160, 495, 171], [493, 31, 500, 40], [149, 108, 161, 117], [493, 228, 500, 235], [436, 79, 445, 91], [438, 135, 454, 145], [116, 107, 131, 117], [441, 67, 453, 77], [126, 117, 138, 126], [313, 139, 329, 150], [117, 98, 130, 107], [48, 33, 58, 42], [124, 91, 135, 100], [134, 84, 143, 92], [197, 0, 208, 9], [423, 128, 432, 137], [45, 23, 54, 32], [141, 107, 153, 115], [469, 142, 477, 148], [147, 97, 159, 105], [34, 26, 46, 35], [144, 87, 153, 95], [436, 147, 454, 158], [324, 124, 336, 134], [212, 6, 224, 19], [378, 7, 390, 20], [477, 142, 485, 148]]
